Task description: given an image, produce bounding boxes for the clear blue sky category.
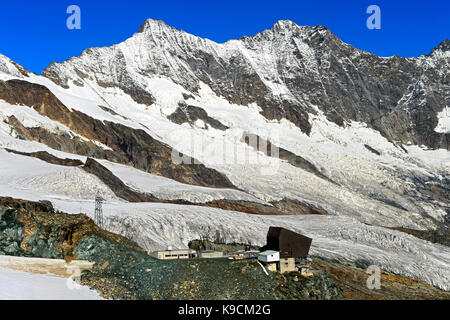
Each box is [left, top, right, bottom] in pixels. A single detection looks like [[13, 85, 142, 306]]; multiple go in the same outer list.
[[0, 0, 448, 74]]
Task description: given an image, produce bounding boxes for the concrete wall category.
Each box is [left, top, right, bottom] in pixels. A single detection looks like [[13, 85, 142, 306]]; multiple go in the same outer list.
[[198, 251, 223, 259], [279, 258, 295, 273], [267, 263, 277, 272], [0, 255, 94, 277]]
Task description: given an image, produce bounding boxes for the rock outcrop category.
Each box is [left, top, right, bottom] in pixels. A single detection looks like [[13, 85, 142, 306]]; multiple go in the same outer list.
[[5, 148, 84, 167], [0, 79, 235, 189], [242, 132, 334, 183], [43, 19, 449, 149], [311, 258, 450, 300], [0, 197, 341, 300], [2, 197, 449, 300], [168, 103, 229, 130], [0, 197, 143, 260]]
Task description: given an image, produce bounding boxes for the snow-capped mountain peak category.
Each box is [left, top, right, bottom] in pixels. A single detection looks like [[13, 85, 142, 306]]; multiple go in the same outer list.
[[0, 18, 449, 292], [432, 39, 450, 53], [0, 53, 29, 79], [138, 18, 173, 33], [428, 39, 450, 60]]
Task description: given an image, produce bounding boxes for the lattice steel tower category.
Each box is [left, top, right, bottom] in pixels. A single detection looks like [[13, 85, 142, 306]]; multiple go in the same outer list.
[[94, 192, 104, 228]]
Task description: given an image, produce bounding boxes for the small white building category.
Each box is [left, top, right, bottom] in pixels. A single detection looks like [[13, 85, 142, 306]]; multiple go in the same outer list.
[[258, 250, 280, 263]]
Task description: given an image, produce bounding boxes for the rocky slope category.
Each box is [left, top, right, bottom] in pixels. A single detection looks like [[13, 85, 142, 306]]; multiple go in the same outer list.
[[0, 197, 342, 300], [2, 197, 449, 300], [42, 19, 449, 149], [0, 19, 447, 229], [0, 196, 143, 259], [0, 18, 448, 298], [311, 258, 450, 300], [0, 19, 448, 227], [0, 79, 234, 189]]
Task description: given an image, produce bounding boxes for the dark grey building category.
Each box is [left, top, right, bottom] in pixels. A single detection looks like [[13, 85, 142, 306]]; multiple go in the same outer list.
[[262, 227, 312, 258]]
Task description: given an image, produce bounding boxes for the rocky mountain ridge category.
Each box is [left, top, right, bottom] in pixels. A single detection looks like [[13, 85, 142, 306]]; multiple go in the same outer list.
[[0, 19, 448, 227], [41, 19, 449, 149], [0, 19, 449, 295]]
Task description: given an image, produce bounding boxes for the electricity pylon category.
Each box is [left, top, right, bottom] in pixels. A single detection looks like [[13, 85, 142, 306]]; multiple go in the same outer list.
[[94, 192, 104, 228]]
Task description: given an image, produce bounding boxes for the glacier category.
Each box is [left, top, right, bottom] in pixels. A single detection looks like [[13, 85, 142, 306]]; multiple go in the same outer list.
[[0, 19, 448, 293]]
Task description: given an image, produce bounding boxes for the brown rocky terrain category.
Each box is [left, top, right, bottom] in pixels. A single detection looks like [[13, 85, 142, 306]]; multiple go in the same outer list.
[[311, 258, 450, 300], [390, 227, 450, 247], [364, 144, 382, 156], [82, 157, 318, 215], [82, 158, 159, 202], [2, 147, 324, 216], [272, 198, 328, 215], [0, 19, 448, 301], [0, 79, 235, 189], [0, 197, 340, 300], [168, 103, 229, 130], [1, 196, 448, 300], [242, 132, 334, 183], [5, 115, 125, 163], [5, 148, 84, 167]]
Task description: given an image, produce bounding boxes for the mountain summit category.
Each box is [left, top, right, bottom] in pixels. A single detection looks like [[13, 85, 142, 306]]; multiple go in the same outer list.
[[0, 18, 449, 292], [42, 18, 449, 149]]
